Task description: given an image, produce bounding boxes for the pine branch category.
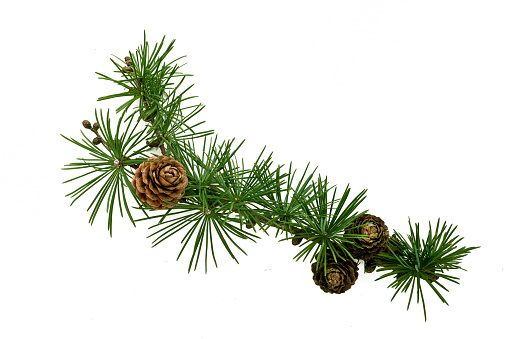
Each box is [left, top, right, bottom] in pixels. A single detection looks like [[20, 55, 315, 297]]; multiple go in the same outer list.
[[61, 109, 153, 235], [374, 218, 480, 321], [97, 31, 212, 158], [291, 177, 368, 274], [141, 136, 264, 272], [60, 33, 480, 323]]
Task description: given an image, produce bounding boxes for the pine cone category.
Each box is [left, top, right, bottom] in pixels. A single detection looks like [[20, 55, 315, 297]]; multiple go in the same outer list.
[[345, 214, 389, 261], [131, 156, 188, 210], [311, 251, 359, 294]]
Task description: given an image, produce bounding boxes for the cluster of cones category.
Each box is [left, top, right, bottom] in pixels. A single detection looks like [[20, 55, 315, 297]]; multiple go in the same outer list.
[[310, 214, 391, 294]]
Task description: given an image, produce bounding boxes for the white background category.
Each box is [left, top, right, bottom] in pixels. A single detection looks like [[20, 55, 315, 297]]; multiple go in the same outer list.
[[1, 1, 507, 338]]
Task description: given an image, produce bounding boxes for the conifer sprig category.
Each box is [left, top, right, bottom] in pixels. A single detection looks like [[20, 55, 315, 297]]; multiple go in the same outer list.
[[241, 161, 320, 245], [60, 33, 478, 322], [62, 32, 212, 236], [374, 218, 480, 321], [96, 31, 213, 154], [212, 147, 285, 233], [96, 32, 189, 116], [292, 177, 369, 274], [143, 136, 267, 272], [61, 109, 153, 235]]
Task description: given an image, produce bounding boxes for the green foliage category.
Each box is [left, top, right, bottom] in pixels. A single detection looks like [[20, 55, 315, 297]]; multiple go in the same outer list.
[[374, 218, 480, 321], [61, 32, 371, 270], [62, 32, 212, 236], [253, 162, 317, 234], [291, 177, 368, 274], [96, 31, 213, 147], [61, 109, 152, 235], [60, 32, 478, 323], [143, 136, 276, 272]]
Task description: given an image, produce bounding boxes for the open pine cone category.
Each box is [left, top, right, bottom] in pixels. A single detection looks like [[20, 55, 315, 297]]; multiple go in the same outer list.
[[131, 156, 188, 210], [311, 251, 359, 294], [344, 213, 389, 261]]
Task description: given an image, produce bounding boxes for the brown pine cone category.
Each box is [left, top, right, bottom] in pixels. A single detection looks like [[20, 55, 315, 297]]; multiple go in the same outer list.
[[311, 251, 359, 294], [131, 156, 188, 210], [344, 213, 390, 261]]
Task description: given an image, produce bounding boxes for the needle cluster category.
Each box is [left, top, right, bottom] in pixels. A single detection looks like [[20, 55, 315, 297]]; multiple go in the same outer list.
[[374, 218, 480, 321]]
